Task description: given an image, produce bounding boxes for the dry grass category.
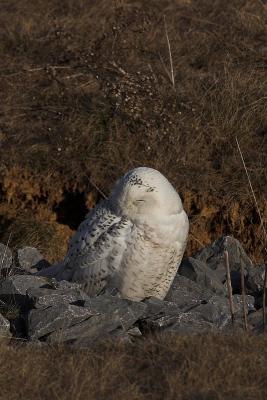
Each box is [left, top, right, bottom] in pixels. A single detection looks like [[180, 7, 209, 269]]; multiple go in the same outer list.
[[0, 0, 266, 260], [0, 333, 266, 400], [1, 212, 73, 263]]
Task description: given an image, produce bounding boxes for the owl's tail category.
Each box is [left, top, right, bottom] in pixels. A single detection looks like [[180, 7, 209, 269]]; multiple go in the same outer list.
[[35, 262, 65, 279]]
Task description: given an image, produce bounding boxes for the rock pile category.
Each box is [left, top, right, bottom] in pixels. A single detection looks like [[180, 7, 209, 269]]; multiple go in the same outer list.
[[0, 236, 265, 346]]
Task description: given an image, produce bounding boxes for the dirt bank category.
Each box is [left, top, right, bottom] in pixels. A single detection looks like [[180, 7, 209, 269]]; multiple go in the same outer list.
[[0, 0, 266, 261]]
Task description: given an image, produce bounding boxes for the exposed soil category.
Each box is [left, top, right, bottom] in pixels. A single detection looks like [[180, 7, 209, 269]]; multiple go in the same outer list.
[[0, 0, 266, 262]]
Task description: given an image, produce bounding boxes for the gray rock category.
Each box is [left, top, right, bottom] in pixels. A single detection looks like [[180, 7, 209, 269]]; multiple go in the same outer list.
[[193, 296, 229, 326], [166, 275, 215, 310], [55, 295, 147, 344], [0, 243, 13, 276], [179, 257, 227, 295], [233, 294, 255, 313], [0, 235, 261, 345], [83, 295, 147, 330], [27, 286, 89, 309], [28, 294, 146, 343], [195, 236, 252, 290], [17, 247, 50, 273], [46, 312, 123, 345], [141, 291, 255, 333], [191, 294, 255, 329], [108, 326, 143, 343], [248, 309, 264, 334], [127, 326, 142, 338], [53, 280, 84, 291], [0, 275, 51, 307], [47, 299, 146, 346], [246, 264, 266, 293], [165, 313, 216, 334], [0, 312, 11, 337], [143, 296, 187, 323], [141, 297, 215, 333], [246, 265, 266, 309], [27, 304, 94, 340]]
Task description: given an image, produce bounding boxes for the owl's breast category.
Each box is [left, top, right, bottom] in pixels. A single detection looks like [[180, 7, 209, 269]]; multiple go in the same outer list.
[[117, 223, 186, 301]]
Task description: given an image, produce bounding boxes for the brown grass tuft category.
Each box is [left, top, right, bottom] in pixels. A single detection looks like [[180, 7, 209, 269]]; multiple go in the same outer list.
[[2, 212, 73, 263]]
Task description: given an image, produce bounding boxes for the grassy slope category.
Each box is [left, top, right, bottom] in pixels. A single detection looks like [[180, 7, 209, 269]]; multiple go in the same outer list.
[[0, 0, 266, 260], [0, 333, 266, 400]]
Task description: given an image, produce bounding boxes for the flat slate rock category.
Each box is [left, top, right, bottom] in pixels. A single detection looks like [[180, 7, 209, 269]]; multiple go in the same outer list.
[[166, 275, 215, 310], [83, 295, 147, 330], [165, 313, 216, 334], [27, 303, 95, 340], [0, 275, 52, 307], [27, 286, 89, 309], [17, 247, 50, 273], [179, 257, 227, 295], [141, 292, 255, 333], [191, 294, 255, 329], [28, 294, 147, 343], [47, 312, 126, 345], [47, 310, 144, 346], [53, 280, 84, 291], [141, 297, 215, 333], [246, 264, 266, 294]]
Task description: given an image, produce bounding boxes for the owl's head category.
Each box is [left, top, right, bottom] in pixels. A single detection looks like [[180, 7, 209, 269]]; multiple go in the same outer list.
[[109, 167, 183, 218]]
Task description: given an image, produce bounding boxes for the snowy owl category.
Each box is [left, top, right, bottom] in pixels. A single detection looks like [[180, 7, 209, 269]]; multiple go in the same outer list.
[[40, 167, 189, 301]]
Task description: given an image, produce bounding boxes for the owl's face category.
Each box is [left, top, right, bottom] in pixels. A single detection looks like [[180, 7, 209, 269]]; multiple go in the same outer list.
[[110, 167, 183, 219]]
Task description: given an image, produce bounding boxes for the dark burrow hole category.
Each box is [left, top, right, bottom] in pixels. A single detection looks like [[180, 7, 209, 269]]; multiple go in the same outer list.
[[53, 190, 89, 230], [0, 214, 12, 238]]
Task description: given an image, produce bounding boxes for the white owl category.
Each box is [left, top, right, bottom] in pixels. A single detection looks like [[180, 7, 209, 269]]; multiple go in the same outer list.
[[40, 167, 189, 301]]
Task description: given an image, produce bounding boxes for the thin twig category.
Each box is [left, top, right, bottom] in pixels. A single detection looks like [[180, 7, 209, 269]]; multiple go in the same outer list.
[[158, 53, 173, 83], [239, 249, 248, 331], [224, 250, 235, 325], [85, 174, 107, 200], [263, 268, 267, 330], [26, 65, 73, 72], [163, 15, 175, 90], [62, 73, 84, 80], [109, 61, 127, 76], [235, 137, 267, 330], [235, 137, 267, 247], [189, 233, 205, 248]]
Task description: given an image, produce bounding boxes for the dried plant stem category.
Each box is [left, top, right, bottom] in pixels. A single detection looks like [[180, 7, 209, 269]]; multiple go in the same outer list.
[[189, 233, 205, 248], [263, 269, 267, 330], [224, 250, 235, 325], [85, 174, 107, 200], [163, 15, 175, 90], [239, 251, 248, 331], [235, 137, 267, 247], [235, 137, 267, 330]]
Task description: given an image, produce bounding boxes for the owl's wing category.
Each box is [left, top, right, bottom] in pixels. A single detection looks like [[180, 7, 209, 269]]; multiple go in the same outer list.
[[58, 202, 133, 296]]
